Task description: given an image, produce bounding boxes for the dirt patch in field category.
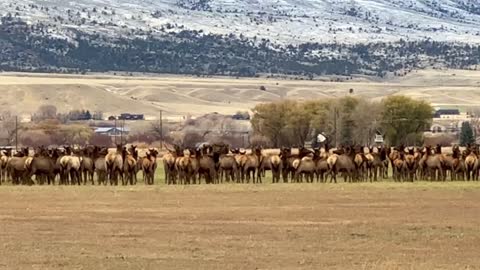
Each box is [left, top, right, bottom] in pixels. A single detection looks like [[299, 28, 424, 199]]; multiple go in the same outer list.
[[0, 184, 479, 269]]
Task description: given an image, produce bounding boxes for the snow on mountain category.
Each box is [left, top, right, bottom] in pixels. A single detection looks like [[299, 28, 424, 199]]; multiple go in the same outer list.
[[1, 0, 480, 45]]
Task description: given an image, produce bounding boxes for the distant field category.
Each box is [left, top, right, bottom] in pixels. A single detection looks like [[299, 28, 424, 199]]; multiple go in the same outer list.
[[1, 182, 479, 269], [1, 69, 480, 120]]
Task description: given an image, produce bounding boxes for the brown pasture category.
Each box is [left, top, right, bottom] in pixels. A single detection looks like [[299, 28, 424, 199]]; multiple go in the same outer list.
[[0, 183, 479, 269], [1, 68, 480, 119]]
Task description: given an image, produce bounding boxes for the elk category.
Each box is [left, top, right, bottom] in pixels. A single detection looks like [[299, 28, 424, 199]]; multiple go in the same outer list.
[[106, 145, 124, 185], [163, 145, 182, 185], [315, 147, 330, 183], [464, 145, 478, 181], [8, 148, 31, 185], [329, 146, 356, 183], [123, 145, 138, 185], [81, 146, 95, 185], [94, 146, 108, 185], [198, 145, 217, 184], [218, 146, 238, 183], [404, 148, 417, 182], [142, 148, 158, 185]]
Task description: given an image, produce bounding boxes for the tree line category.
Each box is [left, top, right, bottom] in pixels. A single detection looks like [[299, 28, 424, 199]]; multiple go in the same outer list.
[[30, 105, 103, 123], [251, 95, 433, 147]]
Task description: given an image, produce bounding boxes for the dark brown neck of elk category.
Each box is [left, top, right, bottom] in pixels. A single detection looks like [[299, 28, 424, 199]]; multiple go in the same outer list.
[[435, 144, 442, 154], [379, 147, 387, 160], [425, 146, 432, 156]]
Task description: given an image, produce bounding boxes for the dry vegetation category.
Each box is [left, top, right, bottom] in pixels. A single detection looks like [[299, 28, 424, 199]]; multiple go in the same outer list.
[[1, 70, 480, 269], [0, 183, 479, 269], [1, 69, 479, 120]]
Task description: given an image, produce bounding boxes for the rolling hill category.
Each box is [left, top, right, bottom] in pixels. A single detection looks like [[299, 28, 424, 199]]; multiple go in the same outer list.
[[1, 69, 479, 120]]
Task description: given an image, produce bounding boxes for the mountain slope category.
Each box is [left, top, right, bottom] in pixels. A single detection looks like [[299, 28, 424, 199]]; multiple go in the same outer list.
[[2, 0, 480, 45], [0, 1, 480, 76]]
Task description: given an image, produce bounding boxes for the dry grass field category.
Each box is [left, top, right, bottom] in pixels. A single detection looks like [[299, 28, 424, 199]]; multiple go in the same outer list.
[[1, 69, 480, 120], [1, 182, 480, 270], [1, 69, 480, 269]]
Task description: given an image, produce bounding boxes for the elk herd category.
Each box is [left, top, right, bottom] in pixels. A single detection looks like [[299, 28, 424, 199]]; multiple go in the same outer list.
[[0, 145, 159, 186], [1, 143, 480, 186], [162, 143, 480, 184]]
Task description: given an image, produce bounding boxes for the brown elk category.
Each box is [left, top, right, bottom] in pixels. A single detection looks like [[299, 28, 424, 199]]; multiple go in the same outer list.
[[353, 146, 367, 182], [106, 145, 124, 185], [280, 147, 312, 183], [0, 149, 12, 184], [175, 148, 191, 185], [29, 147, 56, 185], [415, 147, 425, 179], [180, 148, 201, 185], [450, 145, 464, 181], [378, 146, 389, 178], [366, 147, 384, 182], [464, 145, 478, 181], [315, 147, 330, 183], [218, 146, 238, 183], [142, 148, 158, 185], [123, 145, 138, 185], [389, 146, 401, 179], [404, 147, 417, 182], [279, 147, 294, 183], [269, 154, 282, 183], [198, 145, 217, 184], [329, 146, 356, 183], [422, 145, 445, 181], [258, 154, 272, 180], [291, 147, 318, 183], [393, 148, 406, 182], [81, 146, 95, 185], [8, 148, 31, 185], [243, 147, 262, 184], [163, 145, 182, 185], [94, 146, 108, 185]]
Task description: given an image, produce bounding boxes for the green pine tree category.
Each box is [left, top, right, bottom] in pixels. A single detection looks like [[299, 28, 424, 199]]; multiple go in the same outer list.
[[460, 121, 475, 146]]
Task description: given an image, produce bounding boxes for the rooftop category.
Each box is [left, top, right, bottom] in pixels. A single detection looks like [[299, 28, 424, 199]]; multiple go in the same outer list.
[[94, 127, 130, 133]]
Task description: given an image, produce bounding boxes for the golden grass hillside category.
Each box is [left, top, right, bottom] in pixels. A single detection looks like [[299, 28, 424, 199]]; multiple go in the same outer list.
[[0, 69, 479, 120]]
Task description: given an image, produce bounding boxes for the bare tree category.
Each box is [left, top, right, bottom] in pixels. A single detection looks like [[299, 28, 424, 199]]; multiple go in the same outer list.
[[0, 111, 17, 145], [38, 105, 57, 119], [351, 99, 382, 145], [150, 121, 170, 140], [93, 111, 104, 120], [32, 105, 58, 122]]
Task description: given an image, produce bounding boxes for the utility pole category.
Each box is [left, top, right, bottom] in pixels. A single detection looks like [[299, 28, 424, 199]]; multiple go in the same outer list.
[[114, 117, 117, 146], [368, 128, 371, 147], [159, 110, 163, 149], [120, 119, 123, 147], [15, 115, 18, 152], [244, 132, 247, 148], [334, 107, 338, 148]]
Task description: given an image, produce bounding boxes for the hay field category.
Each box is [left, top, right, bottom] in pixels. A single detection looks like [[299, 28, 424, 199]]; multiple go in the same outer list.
[[1, 69, 479, 120], [0, 183, 479, 270]]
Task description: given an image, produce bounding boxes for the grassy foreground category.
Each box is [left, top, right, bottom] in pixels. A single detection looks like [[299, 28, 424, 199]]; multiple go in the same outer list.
[[1, 182, 479, 270]]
